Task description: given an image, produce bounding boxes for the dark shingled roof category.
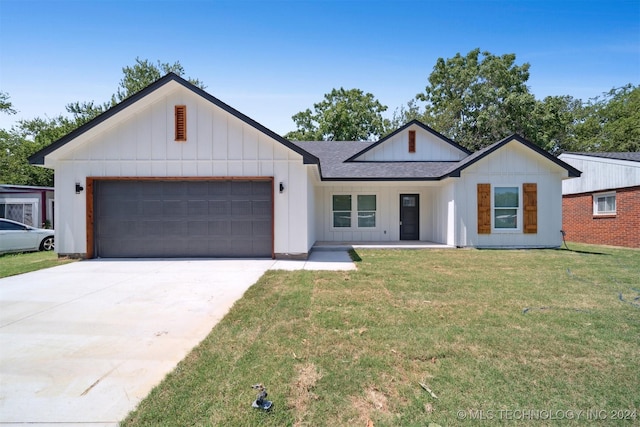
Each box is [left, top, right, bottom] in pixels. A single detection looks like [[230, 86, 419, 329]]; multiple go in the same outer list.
[[292, 141, 460, 180], [294, 134, 581, 180], [564, 152, 640, 162]]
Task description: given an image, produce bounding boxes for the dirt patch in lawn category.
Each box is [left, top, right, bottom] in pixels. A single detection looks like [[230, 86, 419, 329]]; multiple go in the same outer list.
[[290, 362, 323, 426]]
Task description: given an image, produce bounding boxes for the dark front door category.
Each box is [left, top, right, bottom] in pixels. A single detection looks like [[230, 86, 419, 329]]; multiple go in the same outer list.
[[400, 194, 419, 240]]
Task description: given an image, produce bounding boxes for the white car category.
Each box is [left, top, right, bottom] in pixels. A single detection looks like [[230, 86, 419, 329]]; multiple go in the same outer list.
[[0, 218, 55, 255]]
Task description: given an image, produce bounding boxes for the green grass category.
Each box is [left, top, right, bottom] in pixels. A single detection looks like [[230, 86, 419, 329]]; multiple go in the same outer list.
[[122, 243, 640, 426], [0, 251, 75, 278]]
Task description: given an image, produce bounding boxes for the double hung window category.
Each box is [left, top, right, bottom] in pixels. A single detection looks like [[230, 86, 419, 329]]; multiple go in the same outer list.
[[332, 194, 377, 228]]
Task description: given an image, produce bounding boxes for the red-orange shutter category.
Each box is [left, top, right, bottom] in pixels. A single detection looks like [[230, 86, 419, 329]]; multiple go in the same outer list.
[[477, 183, 491, 234], [523, 183, 538, 234]]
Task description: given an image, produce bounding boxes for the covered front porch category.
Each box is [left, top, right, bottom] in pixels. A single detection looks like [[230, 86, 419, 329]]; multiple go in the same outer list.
[[312, 241, 455, 251]]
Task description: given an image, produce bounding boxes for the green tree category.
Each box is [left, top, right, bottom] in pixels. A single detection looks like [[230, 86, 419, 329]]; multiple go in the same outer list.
[[285, 88, 390, 141], [389, 99, 423, 130], [1, 59, 204, 186], [530, 95, 582, 155], [416, 49, 536, 151], [0, 92, 17, 115], [574, 84, 640, 152], [0, 117, 73, 186], [67, 57, 206, 125]]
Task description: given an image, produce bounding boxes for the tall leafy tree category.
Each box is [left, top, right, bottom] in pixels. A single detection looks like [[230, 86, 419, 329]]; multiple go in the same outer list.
[[0, 116, 74, 186], [389, 99, 423, 130], [67, 57, 206, 125], [574, 84, 639, 152], [416, 49, 536, 151], [530, 95, 582, 155], [285, 88, 390, 141]]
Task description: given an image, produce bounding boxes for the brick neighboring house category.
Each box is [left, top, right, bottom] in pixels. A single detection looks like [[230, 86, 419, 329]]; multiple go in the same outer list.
[[559, 152, 640, 248]]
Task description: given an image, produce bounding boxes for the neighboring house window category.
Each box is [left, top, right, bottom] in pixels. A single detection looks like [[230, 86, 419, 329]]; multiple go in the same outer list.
[[408, 130, 416, 153], [357, 195, 376, 227], [175, 105, 187, 141], [333, 195, 352, 227], [593, 192, 616, 215], [332, 194, 377, 228], [494, 187, 520, 229], [0, 202, 35, 226]]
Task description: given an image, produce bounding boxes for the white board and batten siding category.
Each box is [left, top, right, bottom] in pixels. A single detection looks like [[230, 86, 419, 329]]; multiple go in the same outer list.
[[48, 84, 312, 257], [559, 154, 640, 195], [455, 141, 568, 248], [356, 127, 468, 161]]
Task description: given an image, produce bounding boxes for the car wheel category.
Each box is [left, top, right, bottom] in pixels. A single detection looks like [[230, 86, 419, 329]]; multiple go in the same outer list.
[[40, 236, 54, 251]]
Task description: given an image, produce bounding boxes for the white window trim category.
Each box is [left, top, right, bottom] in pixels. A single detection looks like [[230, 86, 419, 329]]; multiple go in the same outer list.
[[492, 186, 522, 233], [593, 191, 616, 216], [330, 193, 379, 230]]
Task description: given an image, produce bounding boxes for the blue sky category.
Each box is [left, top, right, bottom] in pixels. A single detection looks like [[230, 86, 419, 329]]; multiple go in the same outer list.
[[1, 0, 639, 135]]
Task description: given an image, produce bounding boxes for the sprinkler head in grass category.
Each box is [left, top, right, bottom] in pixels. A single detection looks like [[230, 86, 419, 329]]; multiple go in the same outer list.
[[251, 383, 273, 411]]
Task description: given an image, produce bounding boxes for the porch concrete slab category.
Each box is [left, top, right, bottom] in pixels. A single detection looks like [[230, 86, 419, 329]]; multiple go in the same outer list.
[[313, 241, 455, 250], [270, 250, 356, 271]]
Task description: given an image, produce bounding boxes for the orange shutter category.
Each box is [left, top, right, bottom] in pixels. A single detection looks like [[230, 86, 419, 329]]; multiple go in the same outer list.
[[408, 130, 416, 153], [523, 183, 537, 234], [477, 183, 491, 234], [175, 105, 187, 141]]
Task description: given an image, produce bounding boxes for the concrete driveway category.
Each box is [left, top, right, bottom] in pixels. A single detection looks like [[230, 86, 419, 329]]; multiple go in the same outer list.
[[0, 254, 354, 426]]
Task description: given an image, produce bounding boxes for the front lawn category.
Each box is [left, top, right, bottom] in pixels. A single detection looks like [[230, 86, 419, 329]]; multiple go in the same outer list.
[[123, 243, 640, 426], [0, 251, 75, 278]]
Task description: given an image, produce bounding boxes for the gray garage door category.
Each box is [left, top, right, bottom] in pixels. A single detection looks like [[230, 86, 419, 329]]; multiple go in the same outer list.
[[94, 180, 273, 258]]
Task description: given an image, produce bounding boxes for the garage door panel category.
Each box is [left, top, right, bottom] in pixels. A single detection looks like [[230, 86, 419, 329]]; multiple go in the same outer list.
[[188, 200, 208, 215], [231, 220, 252, 236], [187, 182, 209, 195], [163, 182, 185, 196], [188, 221, 209, 235], [94, 180, 272, 258], [209, 220, 230, 235], [253, 220, 271, 236], [252, 200, 271, 215], [209, 200, 230, 215], [143, 201, 163, 216], [233, 182, 252, 195], [162, 201, 186, 216], [232, 201, 252, 216], [208, 181, 230, 195]]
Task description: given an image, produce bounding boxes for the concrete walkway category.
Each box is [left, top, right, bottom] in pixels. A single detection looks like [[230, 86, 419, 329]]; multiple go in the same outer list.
[[0, 252, 354, 426]]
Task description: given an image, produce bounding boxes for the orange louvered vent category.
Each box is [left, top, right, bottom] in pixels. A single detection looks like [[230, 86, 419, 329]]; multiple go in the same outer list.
[[175, 105, 187, 142], [408, 130, 416, 153]]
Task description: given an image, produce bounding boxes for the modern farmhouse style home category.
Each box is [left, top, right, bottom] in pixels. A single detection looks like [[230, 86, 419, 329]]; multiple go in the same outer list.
[[29, 73, 580, 259]]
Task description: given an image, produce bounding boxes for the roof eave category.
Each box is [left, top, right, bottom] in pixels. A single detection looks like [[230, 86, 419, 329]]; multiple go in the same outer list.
[[28, 73, 319, 167]]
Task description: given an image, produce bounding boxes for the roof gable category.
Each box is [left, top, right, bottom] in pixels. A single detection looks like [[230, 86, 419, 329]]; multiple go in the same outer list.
[[447, 134, 581, 178], [28, 73, 318, 166], [347, 120, 471, 162]]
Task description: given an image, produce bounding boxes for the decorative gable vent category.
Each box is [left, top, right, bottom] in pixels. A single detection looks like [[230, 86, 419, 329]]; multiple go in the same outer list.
[[175, 105, 187, 141], [408, 130, 416, 153]]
